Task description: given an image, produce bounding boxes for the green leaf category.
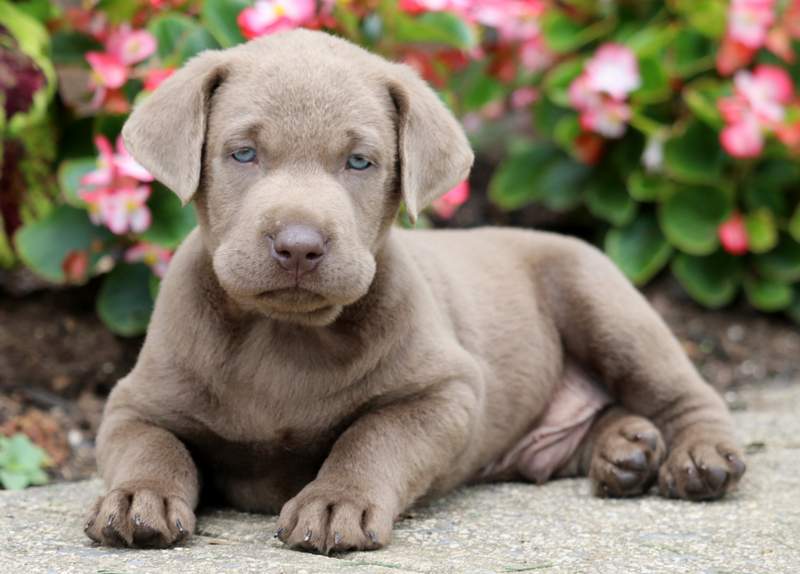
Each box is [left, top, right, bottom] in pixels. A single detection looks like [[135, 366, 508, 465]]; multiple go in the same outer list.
[[141, 185, 197, 248], [97, 263, 155, 337], [754, 234, 800, 282], [631, 57, 670, 104], [58, 158, 96, 207], [606, 213, 673, 285], [671, 0, 728, 39], [6, 434, 46, 469], [50, 31, 102, 65], [552, 113, 581, 154], [14, 205, 112, 283], [585, 172, 638, 226], [627, 24, 677, 59], [149, 13, 219, 66], [541, 11, 615, 53], [744, 275, 794, 312], [536, 158, 591, 212], [664, 120, 726, 184], [394, 12, 476, 50], [672, 251, 740, 308], [0, 470, 29, 490], [97, 0, 139, 24], [489, 144, 559, 211], [682, 79, 724, 128], [28, 468, 49, 485], [627, 170, 675, 202], [788, 287, 800, 324], [533, 97, 570, 138], [658, 185, 732, 255], [670, 29, 715, 77], [543, 58, 584, 107], [745, 209, 778, 254], [202, 0, 249, 47], [457, 63, 505, 111], [790, 205, 800, 243]]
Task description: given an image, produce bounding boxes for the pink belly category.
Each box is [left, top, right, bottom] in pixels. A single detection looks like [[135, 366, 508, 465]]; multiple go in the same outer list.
[[480, 363, 612, 483]]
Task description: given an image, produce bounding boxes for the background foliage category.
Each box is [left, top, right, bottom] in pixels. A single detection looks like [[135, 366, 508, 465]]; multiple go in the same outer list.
[[3, 0, 800, 335]]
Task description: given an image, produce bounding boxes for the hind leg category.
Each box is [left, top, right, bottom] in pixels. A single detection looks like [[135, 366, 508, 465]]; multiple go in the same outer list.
[[558, 407, 666, 497]]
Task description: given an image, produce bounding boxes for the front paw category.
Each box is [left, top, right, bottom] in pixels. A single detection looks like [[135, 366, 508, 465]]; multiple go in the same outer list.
[[276, 481, 394, 554], [84, 484, 195, 548], [658, 434, 746, 501]]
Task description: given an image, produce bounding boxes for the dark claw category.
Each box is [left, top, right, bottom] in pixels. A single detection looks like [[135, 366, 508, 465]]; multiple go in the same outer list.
[[612, 468, 641, 490], [617, 449, 647, 471], [106, 514, 115, 527], [726, 453, 746, 477], [704, 465, 729, 491], [664, 474, 677, 498], [633, 431, 658, 452], [133, 514, 143, 527], [274, 527, 284, 539], [367, 530, 378, 544], [176, 519, 185, 534], [304, 529, 312, 542]]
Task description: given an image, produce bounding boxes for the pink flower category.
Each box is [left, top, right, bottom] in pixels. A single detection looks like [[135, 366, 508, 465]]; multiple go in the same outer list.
[[583, 43, 640, 100], [125, 242, 173, 278], [579, 98, 631, 139], [716, 36, 757, 75], [399, 0, 452, 12], [734, 65, 794, 124], [717, 65, 796, 158], [776, 121, 800, 153], [519, 36, 553, 73], [79, 136, 154, 235], [85, 25, 156, 110], [432, 180, 469, 219], [86, 52, 127, 107], [81, 135, 153, 188], [143, 68, 174, 91], [469, 0, 545, 42], [567, 44, 639, 139], [720, 113, 764, 158], [237, 0, 316, 39], [62, 250, 89, 283], [105, 25, 157, 66], [726, 0, 775, 49], [718, 214, 749, 256], [80, 186, 152, 235], [510, 86, 539, 109]]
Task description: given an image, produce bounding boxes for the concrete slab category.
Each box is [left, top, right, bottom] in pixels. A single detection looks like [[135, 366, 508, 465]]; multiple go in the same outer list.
[[1, 382, 798, 574]]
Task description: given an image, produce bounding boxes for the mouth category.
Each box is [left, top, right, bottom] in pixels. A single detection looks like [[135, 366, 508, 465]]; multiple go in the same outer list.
[[257, 287, 330, 313]]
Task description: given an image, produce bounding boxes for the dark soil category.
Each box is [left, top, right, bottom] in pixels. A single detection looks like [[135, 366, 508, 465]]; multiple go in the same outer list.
[[1, 213, 798, 484]]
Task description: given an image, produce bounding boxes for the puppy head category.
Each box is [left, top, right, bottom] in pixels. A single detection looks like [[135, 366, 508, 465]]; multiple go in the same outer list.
[[122, 30, 473, 326]]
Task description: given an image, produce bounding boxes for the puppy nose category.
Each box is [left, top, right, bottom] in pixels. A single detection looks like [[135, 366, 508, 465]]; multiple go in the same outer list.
[[270, 225, 327, 275]]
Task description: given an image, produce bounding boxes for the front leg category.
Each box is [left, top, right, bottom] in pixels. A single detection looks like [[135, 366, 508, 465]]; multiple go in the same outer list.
[[84, 384, 199, 548], [541, 239, 746, 501], [276, 379, 478, 554]]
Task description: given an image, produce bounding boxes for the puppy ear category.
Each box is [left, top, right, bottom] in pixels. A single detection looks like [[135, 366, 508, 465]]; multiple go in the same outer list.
[[122, 51, 228, 205], [388, 64, 474, 224]]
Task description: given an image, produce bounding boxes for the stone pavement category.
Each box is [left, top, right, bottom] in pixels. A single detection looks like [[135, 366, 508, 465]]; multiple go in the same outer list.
[[1, 382, 798, 574]]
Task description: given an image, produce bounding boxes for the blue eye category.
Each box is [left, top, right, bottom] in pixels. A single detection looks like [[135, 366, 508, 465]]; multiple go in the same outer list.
[[346, 154, 372, 170], [232, 147, 256, 163]]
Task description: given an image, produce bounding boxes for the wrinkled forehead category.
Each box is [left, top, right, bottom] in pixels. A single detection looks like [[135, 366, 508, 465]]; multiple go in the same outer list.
[[207, 58, 396, 156]]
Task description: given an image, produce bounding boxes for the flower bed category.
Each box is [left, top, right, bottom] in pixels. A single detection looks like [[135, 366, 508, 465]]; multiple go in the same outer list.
[[3, 0, 799, 334]]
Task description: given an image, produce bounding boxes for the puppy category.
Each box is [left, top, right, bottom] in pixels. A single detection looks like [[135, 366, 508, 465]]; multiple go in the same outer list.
[[85, 30, 745, 553]]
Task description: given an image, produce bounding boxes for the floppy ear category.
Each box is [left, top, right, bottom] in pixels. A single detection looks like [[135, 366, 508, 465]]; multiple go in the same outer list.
[[387, 64, 474, 224], [121, 51, 228, 205]]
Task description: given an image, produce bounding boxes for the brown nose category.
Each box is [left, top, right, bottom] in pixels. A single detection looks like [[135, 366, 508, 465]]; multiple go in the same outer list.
[[270, 224, 327, 276]]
